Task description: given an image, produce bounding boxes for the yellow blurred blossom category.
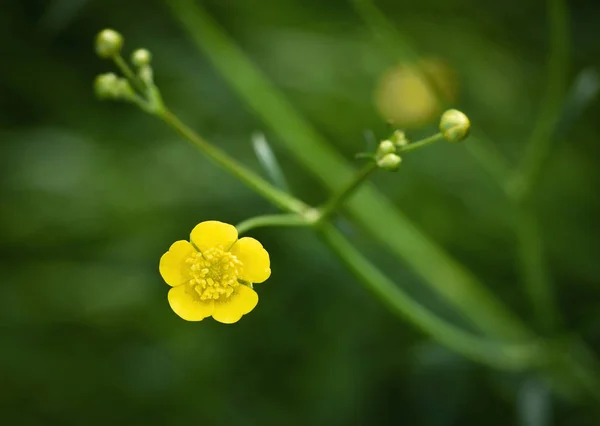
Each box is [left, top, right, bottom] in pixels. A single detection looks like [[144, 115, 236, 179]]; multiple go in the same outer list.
[[159, 221, 271, 324], [374, 58, 458, 128]]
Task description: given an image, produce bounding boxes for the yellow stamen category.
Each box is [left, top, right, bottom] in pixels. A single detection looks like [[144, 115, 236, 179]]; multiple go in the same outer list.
[[185, 247, 242, 301]]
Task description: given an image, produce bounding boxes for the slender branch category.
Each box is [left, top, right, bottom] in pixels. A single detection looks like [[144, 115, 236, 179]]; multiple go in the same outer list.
[[158, 108, 308, 214], [319, 223, 541, 370], [398, 132, 444, 153], [516, 204, 560, 332], [236, 213, 310, 235], [317, 162, 376, 223], [511, 0, 569, 200], [511, 0, 569, 333], [113, 55, 145, 93]]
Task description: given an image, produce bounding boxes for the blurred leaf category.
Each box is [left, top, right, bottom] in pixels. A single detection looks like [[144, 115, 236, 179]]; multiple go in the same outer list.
[[251, 131, 290, 192], [556, 67, 600, 138], [517, 379, 552, 426]]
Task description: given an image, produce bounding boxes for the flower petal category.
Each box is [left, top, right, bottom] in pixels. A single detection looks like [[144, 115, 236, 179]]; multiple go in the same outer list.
[[159, 240, 196, 287], [190, 221, 238, 253], [168, 285, 214, 321], [230, 237, 271, 283], [212, 285, 258, 324]]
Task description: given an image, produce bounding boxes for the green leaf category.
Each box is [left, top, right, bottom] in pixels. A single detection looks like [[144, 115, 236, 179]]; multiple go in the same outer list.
[[251, 131, 290, 193]]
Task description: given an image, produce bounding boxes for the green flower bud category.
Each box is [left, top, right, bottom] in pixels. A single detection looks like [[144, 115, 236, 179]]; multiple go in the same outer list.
[[95, 29, 123, 59], [377, 140, 396, 156], [390, 130, 408, 147], [94, 73, 134, 100], [131, 48, 152, 67], [439, 109, 470, 142], [377, 153, 402, 171]]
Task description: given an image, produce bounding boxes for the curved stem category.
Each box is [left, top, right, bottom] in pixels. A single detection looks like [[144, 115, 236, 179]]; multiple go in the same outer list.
[[398, 132, 444, 153], [516, 203, 561, 332], [113, 55, 145, 93], [319, 223, 540, 370], [511, 0, 569, 333], [511, 0, 569, 200], [317, 162, 376, 223], [236, 213, 310, 235], [157, 108, 308, 214]]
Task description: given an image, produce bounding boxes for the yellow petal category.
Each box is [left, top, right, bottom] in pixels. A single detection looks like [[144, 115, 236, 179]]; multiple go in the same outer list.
[[212, 285, 258, 324], [168, 285, 214, 321], [159, 240, 196, 287], [190, 221, 238, 253], [230, 237, 271, 283]]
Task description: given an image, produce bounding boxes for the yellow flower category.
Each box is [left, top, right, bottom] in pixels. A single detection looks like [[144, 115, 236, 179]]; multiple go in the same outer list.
[[374, 58, 458, 128], [159, 221, 271, 324]]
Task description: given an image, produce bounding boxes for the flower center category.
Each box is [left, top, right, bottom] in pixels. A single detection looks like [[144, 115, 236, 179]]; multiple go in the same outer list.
[[185, 247, 242, 300]]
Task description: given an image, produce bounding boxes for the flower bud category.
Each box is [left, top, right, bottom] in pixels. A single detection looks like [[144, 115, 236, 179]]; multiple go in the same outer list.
[[377, 153, 402, 171], [390, 130, 408, 147], [131, 48, 152, 67], [95, 29, 123, 59], [94, 73, 134, 100], [377, 140, 396, 156], [439, 109, 470, 142]]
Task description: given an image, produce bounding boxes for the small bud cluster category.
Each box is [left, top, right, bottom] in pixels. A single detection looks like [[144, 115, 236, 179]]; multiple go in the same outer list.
[[372, 129, 408, 171], [93, 29, 162, 112]]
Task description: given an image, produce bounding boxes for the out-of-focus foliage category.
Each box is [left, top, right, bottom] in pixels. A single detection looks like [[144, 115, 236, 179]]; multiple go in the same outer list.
[[1, 0, 600, 425]]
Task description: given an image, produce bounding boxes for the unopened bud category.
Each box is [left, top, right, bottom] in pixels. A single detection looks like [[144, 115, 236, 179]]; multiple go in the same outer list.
[[439, 109, 470, 142], [377, 140, 396, 156], [377, 153, 402, 171], [95, 29, 123, 59], [390, 130, 408, 147], [94, 73, 134, 100], [131, 49, 152, 67]]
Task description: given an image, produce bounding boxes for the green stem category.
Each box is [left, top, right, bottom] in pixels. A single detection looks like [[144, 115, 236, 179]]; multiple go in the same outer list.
[[158, 108, 308, 214], [113, 55, 145, 93], [319, 223, 540, 370], [511, 0, 568, 333], [318, 133, 444, 224], [511, 0, 569, 200], [317, 162, 376, 223], [398, 132, 443, 153], [236, 213, 310, 235], [516, 203, 561, 332]]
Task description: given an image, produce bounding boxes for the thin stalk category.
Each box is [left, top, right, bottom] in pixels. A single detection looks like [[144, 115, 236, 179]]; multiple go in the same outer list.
[[516, 204, 561, 332], [512, 0, 569, 200], [398, 132, 443, 153], [158, 108, 308, 214], [236, 214, 310, 235], [512, 0, 569, 332], [113, 55, 145, 93], [320, 223, 540, 370], [317, 162, 376, 223]]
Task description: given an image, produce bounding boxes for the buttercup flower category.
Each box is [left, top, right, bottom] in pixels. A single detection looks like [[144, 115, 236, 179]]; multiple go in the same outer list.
[[159, 221, 271, 324]]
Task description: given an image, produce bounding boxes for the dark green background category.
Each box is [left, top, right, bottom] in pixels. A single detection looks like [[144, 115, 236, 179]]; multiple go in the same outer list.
[[2, 0, 600, 425]]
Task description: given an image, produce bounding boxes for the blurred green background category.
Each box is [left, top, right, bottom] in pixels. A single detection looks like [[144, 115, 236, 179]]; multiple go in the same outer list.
[[2, 0, 600, 425]]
